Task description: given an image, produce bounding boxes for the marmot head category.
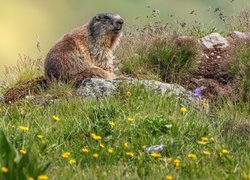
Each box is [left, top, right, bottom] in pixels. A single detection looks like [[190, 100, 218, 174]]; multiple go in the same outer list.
[[89, 13, 124, 38]]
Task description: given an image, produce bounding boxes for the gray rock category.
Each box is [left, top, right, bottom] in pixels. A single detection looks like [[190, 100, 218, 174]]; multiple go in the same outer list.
[[177, 36, 196, 41], [231, 31, 250, 39], [146, 144, 164, 153], [76, 78, 192, 99], [76, 78, 117, 98], [200, 33, 229, 49]]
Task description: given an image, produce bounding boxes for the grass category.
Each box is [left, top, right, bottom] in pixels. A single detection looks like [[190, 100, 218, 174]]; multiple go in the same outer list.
[[0, 84, 250, 179], [2, 54, 43, 90], [227, 39, 250, 102], [119, 30, 200, 83]]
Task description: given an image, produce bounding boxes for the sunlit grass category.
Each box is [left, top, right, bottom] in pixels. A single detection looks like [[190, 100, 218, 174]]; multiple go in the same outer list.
[[0, 84, 249, 179]]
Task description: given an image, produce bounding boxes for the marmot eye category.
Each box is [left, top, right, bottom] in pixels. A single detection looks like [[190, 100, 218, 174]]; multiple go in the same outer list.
[[104, 16, 110, 20]]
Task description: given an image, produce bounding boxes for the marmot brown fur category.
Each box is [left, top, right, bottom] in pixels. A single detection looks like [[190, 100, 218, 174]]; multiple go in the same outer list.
[[3, 13, 124, 103], [44, 13, 124, 84]]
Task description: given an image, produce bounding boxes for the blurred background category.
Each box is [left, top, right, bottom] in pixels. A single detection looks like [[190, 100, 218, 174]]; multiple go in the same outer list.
[[0, 0, 249, 79]]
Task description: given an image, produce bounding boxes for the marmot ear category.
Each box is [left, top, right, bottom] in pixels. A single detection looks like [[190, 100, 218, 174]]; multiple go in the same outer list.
[[95, 15, 101, 21]]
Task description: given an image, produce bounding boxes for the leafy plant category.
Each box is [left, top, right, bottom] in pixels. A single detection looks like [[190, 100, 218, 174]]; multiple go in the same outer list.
[[141, 116, 171, 135], [227, 40, 250, 101], [121, 37, 200, 83], [0, 130, 51, 179]]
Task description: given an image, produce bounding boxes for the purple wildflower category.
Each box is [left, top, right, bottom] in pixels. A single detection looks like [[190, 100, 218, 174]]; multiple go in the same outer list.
[[0, 96, 4, 101], [37, 99, 43, 105], [193, 87, 202, 98]]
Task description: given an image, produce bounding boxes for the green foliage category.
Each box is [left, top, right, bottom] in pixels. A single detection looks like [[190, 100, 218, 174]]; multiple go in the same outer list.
[[0, 83, 249, 179], [121, 38, 200, 83], [227, 40, 250, 101], [3, 54, 43, 88], [141, 116, 171, 135], [0, 130, 51, 179], [185, 23, 219, 37], [43, 81, 75, 99], [89, 104, 117, 136]]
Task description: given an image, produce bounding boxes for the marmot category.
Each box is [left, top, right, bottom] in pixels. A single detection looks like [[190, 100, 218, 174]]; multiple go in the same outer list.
[[44, 13, 124, 84]]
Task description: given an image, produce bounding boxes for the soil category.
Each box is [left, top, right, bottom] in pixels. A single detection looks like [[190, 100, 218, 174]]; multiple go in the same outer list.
[[185, 37, 244, 101]]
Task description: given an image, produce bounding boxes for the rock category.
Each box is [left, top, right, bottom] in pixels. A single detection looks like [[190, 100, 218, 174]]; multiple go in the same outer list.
[[177, 36, 196, 41], [76, 78, 116, 99], [76, 78, 192, 99], [146, 144, 164, 153], [200, 33, 229, 49], [25, 95, 36, 100], [231, 31, 250, 39]]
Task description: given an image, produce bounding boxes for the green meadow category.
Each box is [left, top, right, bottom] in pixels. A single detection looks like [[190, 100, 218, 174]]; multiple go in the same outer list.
[[0, 84, 250, 179], [0, 1, 250, 179]]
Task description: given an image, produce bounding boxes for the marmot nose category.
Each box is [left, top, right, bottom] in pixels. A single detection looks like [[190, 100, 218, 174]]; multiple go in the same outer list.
[[114, 20, 123, 30]]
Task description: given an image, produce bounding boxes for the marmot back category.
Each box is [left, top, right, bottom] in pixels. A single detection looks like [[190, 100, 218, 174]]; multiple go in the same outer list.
[[44, 13, 124, 84]]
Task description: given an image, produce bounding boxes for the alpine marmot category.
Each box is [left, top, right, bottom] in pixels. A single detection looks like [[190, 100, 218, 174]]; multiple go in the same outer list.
[[44, 13, 124, 84]]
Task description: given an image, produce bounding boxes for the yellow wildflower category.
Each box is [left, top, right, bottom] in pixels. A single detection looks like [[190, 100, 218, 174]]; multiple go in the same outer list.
[[167, 157, 173, 163], [166, 175, 173, 180], [198, 141, 206, 145], [127, 91, 132, 97], [108, 149, 113, 154], [128, 117, 134, 122], [108, 121, 115, 128], [19, 126, 29, 132], [92, 153, 99, 158], [81, 148, 89, 153], [221, 149, 228, 154], [37, 135, 44, 139], [173, 159, 181, 168], [180, 107, 187, 113], [202, 150, 210, 156], [247, 174, 250, 180], [126, 152, 134, 157], [91, 133, 102, 140], [61, 152, 70, 158], [124, 143, 129, 148], [1, 167, 8, 173], [37, 175, 49, 180], [69, 159, 76, 165], [187, 153, 197, 158], [20, 149, 27, 155], [29, 177, 34, 180], [99, 144, 105, 148], [201, 137, 208, 141], [93, 135, 102, 140], [53, 115, 60, 121], [150, 152, 161, 158], [210, 137, 215, 142]]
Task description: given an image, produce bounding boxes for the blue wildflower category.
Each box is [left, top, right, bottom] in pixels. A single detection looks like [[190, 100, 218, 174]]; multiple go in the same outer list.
[[193, 87, 202, 98], [0, 96, 4, 101], [37, 99, 43, 105]]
